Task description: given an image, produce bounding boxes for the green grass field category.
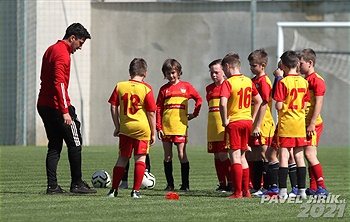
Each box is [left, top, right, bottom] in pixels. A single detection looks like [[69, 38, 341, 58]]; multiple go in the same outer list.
[[0, 145, 348, 221]]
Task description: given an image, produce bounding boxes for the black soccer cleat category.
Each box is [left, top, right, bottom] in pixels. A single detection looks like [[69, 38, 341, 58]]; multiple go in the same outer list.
[[70, 181, 97, 194], [46, 185, 69, 194], [179, 184, 190, 192], [164, 185, 175, 191]]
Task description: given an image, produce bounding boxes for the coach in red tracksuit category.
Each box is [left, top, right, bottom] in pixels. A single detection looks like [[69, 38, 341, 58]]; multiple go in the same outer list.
[[37, 23, 96, 194]]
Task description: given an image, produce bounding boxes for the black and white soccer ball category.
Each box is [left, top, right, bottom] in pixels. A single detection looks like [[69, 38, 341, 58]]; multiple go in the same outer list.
[[140, 171, 156, 189], [91, 170, 111, 188]]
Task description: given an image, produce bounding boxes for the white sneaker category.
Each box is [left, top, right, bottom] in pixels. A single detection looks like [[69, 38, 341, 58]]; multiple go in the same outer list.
[[252, 187, 267, 196], [278, 188, 288, 199], [131, 190, 142, 198], [119, 181, 128, 189], [297, 188, 307, 199]]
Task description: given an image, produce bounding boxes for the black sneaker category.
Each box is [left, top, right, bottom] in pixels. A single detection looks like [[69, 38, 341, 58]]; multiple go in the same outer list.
[[70, 181, 97, 194], [179, 185, 190, 192], [225, 185, 234, 192], [46, 185, 69, 194], [107, 189, 118, 197], [215, 185, 226, 193], [164, 185, 174, 191]]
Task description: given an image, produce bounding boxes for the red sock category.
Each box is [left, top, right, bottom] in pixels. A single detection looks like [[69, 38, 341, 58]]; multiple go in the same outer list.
[[214, 159, 226, 187], [232, 163, 242, 195], [112, 166, 125, 190], [308, 166, 317, 191], [242, 168, 250, 192], [133, 161, 146, 191], [222, 159, 232, 186], [248, 161, 254, 188], [312, 163, 326, 188]]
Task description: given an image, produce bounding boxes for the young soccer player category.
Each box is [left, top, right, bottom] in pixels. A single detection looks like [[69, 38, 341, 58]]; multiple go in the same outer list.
[[206, 59, 232, 192], [257, 62, 284, 197], [261, 61, 300, 198], [298, 48, 328, 197], [107, 58, 157, 198], [247, 49, 275, 195], [156, 58, 202, 192], [219, 53, 263, 198], [273, 50, 310, 199], [118, 154, 151, 189]]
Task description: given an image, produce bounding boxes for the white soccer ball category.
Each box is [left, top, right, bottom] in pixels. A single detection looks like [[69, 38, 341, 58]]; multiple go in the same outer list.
[[140, 171, 156, 189], [91, 170, 111, 188]]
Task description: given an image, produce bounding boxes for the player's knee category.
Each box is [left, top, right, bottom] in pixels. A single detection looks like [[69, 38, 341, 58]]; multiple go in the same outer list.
[[67, 145, 82, 154], [164, 155, 172, 162]]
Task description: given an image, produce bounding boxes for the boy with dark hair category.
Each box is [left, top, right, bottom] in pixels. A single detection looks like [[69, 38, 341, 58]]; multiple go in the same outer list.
[[273, 50, 310, 199], [206, 59, 232, 192], [37, 23, 95, 194]]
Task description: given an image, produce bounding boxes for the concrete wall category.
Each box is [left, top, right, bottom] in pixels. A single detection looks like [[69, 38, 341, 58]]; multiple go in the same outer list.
[[3, 1, 348, 147], [89, 1, 349, 147]]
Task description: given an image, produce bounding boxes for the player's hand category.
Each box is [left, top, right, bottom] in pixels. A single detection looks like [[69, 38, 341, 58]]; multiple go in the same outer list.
[[113, 128, 120, 137], [273, 68, 283, 78], [247, 146, 252, 152], [187, 113, 195, 120], [252, 126, 261, 137], [63, 113, 72, 126], [306, 124, 315, 137], [157, 130, 164, 140], [222, 118, 230, 127], [150, 135, 156, 146]]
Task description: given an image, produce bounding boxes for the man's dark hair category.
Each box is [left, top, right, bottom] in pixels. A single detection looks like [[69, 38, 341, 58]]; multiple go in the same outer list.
[[63, 23, 91, 40]]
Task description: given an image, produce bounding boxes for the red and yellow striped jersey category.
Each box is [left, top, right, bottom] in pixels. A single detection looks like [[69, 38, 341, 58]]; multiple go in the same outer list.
[[108, 80, 156, 140], [206, 83, 225, 142], [156, 81, 202, 135]]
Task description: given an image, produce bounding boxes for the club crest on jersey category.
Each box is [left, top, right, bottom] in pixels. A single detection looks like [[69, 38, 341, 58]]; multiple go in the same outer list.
[[180, 88, 186, 93], [255, 83, 260, 89]]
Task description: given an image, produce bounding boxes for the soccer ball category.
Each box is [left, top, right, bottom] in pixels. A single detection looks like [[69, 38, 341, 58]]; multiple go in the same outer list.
[[140, 171, 156, 189], [91, 170, 111, 188]]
